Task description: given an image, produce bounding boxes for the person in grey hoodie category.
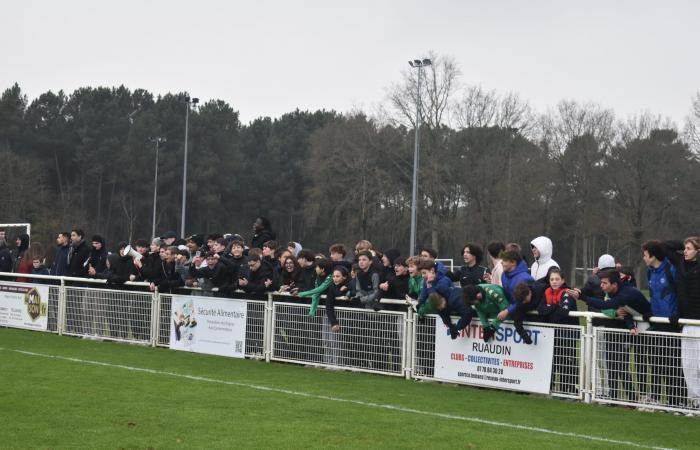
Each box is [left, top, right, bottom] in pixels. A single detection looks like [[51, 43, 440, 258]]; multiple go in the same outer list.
[[530, 236, 559, 282]]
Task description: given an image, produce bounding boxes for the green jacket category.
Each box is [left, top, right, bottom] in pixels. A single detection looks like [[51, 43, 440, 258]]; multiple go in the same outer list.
[[408, 275, 424, 299], [473, 284, 510, 329], [299, 276, 333, 318]]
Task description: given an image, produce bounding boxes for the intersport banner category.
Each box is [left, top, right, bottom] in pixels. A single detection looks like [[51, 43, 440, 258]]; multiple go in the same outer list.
[[434, 319, 554, 394], [0, 282, 49, 331], [169, 295, 247, 358]]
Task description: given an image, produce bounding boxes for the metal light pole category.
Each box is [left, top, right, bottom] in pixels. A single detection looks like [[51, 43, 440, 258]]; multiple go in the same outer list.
[[181, 96, 199, 239], [151, 137, 166, 239], [408, 58, 431, 256]]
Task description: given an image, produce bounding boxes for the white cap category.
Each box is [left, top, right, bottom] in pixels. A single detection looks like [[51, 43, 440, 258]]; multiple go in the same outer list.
[[597, 254, 615, 270]]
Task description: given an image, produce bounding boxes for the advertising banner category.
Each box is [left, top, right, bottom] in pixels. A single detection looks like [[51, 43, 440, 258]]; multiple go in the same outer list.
[[169, 295, 247, 358], [0, 282, 49, 331], [434, 320, 554, 394]]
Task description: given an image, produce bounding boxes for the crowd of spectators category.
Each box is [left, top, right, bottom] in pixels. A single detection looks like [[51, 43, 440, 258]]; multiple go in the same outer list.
[[0, 218, 698, 407]]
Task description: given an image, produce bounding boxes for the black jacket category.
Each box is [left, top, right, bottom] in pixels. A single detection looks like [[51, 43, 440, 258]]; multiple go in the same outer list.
[[451, 264, 491, 287], [325, 280, 351, 326], [87, 247, 108, 275], [297, 263, 317, 291], [154, 260, 185, 293], [96, 254, 134, 285], [251, 229, 275, 250], [664, 240, 700, 320], [244, 260, 275, 294], [189, 261, 233, 292], [67, 240, 91, 278], [0, 246, 12, 273]]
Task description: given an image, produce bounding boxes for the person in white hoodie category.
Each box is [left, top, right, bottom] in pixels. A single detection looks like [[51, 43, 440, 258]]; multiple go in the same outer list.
[[530, 236, 559, 282]]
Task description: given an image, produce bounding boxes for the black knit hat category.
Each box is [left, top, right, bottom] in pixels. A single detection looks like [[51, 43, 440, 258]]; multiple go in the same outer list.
[[91, 235, 105, 245]]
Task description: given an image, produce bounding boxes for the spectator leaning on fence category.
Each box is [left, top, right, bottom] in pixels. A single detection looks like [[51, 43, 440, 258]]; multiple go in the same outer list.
[[463, 283, 510, 341], [499, 249, 535, 316], [298, 258, 333, 317], [352, 250, 382, 311], [417, 259, 452, 316], [641, 240, 687, 407], [428, 288, 473, 340]]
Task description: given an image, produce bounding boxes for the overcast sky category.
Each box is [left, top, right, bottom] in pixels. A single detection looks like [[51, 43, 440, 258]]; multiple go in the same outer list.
[[3, 0, 698, 126]]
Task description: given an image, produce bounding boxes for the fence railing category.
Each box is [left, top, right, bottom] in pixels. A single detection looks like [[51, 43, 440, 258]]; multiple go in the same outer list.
[[1, 272, 699, 415]]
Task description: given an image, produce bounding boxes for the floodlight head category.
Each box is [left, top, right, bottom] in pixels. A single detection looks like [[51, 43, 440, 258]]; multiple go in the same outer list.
[[192, 98, 199, 104], [422, 58, 432, 66], [408, 61, 414, 67], [413, 59, 422, 66]]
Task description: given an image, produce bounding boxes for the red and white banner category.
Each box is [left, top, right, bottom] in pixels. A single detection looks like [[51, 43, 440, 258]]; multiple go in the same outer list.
[[434, 320, 554, 394]]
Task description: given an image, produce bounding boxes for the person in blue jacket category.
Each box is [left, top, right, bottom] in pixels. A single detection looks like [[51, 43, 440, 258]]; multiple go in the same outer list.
[[641, 240, 686, 407], [427, 288, 473, 340], [497, 250, 535, 322], [417, 259, 453, 315]]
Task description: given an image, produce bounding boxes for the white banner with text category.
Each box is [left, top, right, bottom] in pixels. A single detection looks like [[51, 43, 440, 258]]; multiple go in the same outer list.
[[0, 282, 49, 331], [169, 295, 247, 358], [434, 320, 554, 394]]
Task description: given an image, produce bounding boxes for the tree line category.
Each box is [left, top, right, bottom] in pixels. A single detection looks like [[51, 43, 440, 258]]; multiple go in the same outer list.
[[1, 52, 698, 284]]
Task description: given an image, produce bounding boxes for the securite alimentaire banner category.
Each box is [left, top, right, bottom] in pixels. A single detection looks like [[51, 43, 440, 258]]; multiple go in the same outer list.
[[0, 282, 49, 331], [434, 320, 554, 394], [169, 295, 247, 358]]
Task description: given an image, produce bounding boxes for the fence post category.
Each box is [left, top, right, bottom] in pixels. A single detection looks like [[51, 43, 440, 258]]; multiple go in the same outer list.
[[150, 288, 160, 347], [583, 313, 594, 403], [405, 306, 414, 380], [265, 293, 273, 363], [57, 278, 66, 336]]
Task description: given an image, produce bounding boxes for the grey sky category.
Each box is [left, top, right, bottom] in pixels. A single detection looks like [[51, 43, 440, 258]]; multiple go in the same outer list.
[[3, 0, 698, 126]]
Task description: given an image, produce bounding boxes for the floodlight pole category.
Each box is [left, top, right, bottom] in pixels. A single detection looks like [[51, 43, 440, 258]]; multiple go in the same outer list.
[[408, 58, 431, 256], [151, 137, 166, 239], [181, 96, 199, 239]]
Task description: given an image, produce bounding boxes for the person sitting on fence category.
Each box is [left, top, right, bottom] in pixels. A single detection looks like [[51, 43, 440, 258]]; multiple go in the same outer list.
[[417, 259, 452, 316], [428, 289, 473, 340], [351, 250, 382, 311], [239, 253, 275, 294], [463, 283, 510, 342], [451, 243, 491, 287], [298, 259, 333, 318]]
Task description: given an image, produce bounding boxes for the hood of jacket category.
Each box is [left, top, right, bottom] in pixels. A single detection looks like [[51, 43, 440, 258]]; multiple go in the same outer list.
[[531, 236, 553, 264]]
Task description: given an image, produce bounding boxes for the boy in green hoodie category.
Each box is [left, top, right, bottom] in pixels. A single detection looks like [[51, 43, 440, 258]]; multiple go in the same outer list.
[[462, 284, 510, 342]]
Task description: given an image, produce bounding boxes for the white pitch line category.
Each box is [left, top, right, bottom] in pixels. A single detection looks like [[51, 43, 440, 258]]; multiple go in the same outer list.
[[0, 347, 676, 450]]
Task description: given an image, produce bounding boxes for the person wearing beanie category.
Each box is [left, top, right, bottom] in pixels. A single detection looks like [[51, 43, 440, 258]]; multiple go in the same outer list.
[[86, 235, 108, 277], [530, 236, 560, 282]]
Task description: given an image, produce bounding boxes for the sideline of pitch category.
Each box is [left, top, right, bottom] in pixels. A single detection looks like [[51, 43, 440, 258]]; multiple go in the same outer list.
[[0, 346, 676, 450]]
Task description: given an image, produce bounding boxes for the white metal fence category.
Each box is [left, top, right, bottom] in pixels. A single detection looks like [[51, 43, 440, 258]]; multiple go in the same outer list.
[[2, 272, 699, 415]]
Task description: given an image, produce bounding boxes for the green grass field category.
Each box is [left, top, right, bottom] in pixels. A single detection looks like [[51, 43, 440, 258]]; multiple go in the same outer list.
[[1, 327, 697, 449]]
